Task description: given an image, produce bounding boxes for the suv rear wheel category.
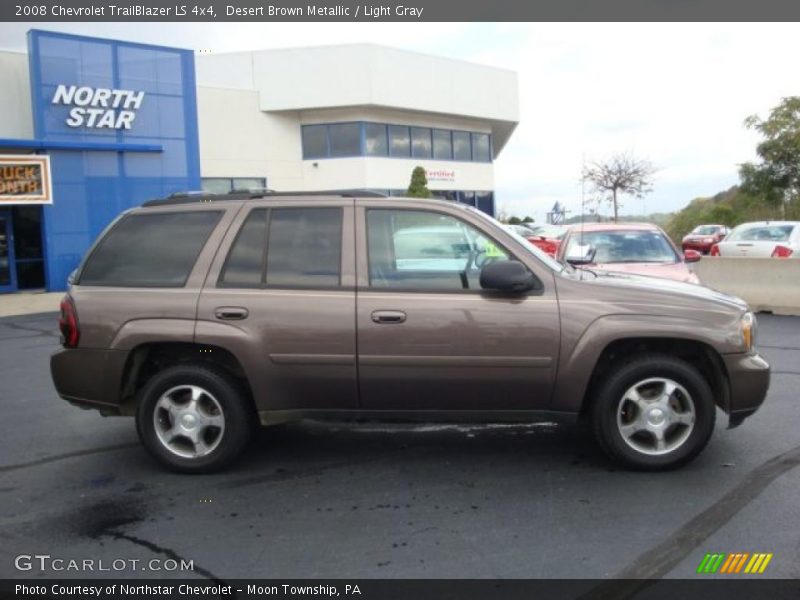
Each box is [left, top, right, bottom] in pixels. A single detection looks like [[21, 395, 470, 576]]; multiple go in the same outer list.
[[136, 365, 253, 473], [592, 355, 716, 470]]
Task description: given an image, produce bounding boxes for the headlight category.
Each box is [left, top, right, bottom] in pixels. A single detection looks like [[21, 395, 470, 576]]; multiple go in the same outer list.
[[741, 311, 757, 351]]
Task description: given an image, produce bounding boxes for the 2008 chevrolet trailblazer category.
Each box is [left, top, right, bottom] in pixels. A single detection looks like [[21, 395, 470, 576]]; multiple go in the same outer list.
[[50, 191, 770, 473]]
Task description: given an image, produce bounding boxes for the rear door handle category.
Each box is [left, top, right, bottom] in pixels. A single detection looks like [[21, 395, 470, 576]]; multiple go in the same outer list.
[[214, 306, 249, 320], [371, 310, 407, 324]]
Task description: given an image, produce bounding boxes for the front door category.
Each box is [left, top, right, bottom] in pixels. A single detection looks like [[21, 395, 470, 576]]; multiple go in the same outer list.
[[355, 204, 560, 412], [0, 209, 16, 293]]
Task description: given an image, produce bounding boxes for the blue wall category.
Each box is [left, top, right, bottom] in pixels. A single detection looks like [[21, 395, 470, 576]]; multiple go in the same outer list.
[[27, 30, 201, 291]]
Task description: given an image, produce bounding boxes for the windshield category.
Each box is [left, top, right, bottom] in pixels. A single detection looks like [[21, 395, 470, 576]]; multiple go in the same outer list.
[[465, 207, 566, 271], [564, 230, 679, 264], [726, 223, 795, 242], [691, 225, 721, 235]]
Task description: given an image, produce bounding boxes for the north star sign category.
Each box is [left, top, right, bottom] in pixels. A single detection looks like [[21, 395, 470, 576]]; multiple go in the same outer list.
[[51, 84, 145, 129]]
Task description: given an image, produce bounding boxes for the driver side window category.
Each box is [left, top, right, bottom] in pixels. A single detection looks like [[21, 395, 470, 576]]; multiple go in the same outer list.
[[367, 209, 509, 290]]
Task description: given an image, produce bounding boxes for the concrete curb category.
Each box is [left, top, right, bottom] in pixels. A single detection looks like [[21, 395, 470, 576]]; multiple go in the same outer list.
[[0, 292, 62, 318], [694, 257, 800, 316]]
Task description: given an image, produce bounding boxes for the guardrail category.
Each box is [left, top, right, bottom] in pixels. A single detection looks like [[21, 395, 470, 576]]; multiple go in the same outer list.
[[694, 257, 800, 316]]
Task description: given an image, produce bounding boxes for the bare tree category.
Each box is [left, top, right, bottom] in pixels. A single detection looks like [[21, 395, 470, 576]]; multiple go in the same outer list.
[[582, 153, 656, 222]]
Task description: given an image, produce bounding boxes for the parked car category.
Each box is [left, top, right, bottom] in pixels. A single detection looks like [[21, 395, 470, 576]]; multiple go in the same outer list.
[[505, 223, 567, 257], [52, 192, 769, 473], [711, 221, 800, 258], [557, 223, 701, 284], [505, 224, 538, 238], [682, 224, 730, 254], [525, 224, 568, 257]]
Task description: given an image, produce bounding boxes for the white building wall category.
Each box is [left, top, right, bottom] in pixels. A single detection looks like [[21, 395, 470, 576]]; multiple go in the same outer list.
[[0, 51, 33, 140], [195, 44, 518, 197]]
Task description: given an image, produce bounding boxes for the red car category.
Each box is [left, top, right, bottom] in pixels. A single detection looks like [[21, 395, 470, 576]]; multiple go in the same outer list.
[[557, 222, 702, 284], [681, 224, 730, 254], [506, 224, 568, 257]]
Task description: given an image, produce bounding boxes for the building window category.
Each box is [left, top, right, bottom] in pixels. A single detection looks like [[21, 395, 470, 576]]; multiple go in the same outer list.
[[329, 123, 361, 157], [301, 122, 492, 164], [476, 191, 494, 214], [388, 125, 411, 157], [202, 177, 267, 194], [457, 191, 476, 207], [472, 133, 491, 163], [365, 123, 388, 156], [452, 131, 472, 161], [302, 124, 328, 159], [411, 127, 432, 159], [432, 129, 452, 160]]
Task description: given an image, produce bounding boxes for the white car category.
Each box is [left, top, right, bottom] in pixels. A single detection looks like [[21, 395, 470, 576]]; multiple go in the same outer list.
[[712, 221, 800, 258]]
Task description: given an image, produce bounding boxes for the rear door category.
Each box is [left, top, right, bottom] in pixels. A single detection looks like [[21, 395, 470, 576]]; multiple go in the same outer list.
[[354, 201, 560, 412], [196, 200, 358, 413]]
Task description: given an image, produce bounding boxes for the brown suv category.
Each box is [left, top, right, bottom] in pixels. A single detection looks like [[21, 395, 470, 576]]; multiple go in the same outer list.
[[51, 192, 770, 473]]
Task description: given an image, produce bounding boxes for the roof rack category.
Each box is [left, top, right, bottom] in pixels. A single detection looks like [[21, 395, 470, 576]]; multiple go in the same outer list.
[[142, 189, 388, 207]]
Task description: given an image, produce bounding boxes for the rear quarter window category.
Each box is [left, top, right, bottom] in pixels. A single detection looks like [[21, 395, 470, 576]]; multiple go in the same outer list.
[[78, 211, 221, 287]]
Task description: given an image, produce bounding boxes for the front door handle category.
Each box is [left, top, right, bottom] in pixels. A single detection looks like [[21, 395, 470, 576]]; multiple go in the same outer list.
[[371, 310, 407, 324], [214, 306, 249, 320]]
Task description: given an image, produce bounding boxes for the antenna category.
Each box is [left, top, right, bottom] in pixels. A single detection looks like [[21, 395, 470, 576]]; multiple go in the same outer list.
[[580, 153, 586, 248]]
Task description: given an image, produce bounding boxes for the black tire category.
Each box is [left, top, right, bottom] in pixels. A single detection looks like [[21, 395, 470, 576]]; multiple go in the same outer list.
[[135, 365, 254, 473], [591, 354, 716, 471]]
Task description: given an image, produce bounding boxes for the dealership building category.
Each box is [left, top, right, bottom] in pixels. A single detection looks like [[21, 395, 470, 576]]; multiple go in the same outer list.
[[0, 30, 519, 293]]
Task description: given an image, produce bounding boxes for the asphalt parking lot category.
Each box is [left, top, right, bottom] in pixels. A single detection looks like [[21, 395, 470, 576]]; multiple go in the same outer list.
[[0, 311, 798, 581]]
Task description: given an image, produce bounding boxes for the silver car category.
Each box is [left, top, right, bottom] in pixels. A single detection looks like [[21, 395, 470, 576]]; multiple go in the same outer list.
[[714, 221, 800, 258]]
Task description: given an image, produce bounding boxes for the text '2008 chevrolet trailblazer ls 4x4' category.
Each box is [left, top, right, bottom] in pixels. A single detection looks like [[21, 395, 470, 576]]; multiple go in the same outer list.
[[51, 191, 770, 473]]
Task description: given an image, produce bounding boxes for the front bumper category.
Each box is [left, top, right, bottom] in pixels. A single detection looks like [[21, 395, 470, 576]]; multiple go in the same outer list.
[[722, 351, 770, 427]]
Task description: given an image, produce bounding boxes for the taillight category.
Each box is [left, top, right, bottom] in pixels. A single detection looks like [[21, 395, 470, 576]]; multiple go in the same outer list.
[[710, 244, 720, 256], [771, 245, 793, 258], [59, 296, 80, 348]]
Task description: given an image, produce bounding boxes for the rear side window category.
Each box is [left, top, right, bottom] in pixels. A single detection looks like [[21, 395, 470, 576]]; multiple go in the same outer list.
[[219, 207, 342, 288], [79, 211, 221, 287]]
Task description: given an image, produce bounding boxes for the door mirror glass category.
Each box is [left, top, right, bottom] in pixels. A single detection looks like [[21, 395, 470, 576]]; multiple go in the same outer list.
[[566, 243, 597, 265], [479, 260, 537, 293]]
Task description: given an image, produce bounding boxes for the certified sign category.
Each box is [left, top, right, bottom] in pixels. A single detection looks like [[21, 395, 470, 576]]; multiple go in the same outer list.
[[0, 155, 53, 204], [426, 168, 456, 182]]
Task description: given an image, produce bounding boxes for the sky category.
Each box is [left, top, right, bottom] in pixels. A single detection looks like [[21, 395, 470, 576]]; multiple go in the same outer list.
[[1, 22, 797, 222]]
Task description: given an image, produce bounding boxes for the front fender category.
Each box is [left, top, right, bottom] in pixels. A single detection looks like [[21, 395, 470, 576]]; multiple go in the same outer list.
[[551, 313, 740, 413]]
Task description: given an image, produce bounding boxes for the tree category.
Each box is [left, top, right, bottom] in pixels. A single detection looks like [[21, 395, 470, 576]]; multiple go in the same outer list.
[[522, 216, 534, 223], [406, 166, 432, 198], [507, 216, 522, 225], [582, 153, 656, 223], [740, 96, 800, 217]]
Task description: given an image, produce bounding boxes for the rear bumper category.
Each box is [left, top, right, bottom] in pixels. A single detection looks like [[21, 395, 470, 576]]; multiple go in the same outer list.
[[722, 351, 770, 424], [50, 348, 127, 413]]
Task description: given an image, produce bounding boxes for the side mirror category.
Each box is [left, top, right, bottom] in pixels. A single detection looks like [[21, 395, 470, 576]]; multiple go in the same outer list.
[[480, 260, 538, 293], [684, 249, 702, 263], [566, 244, 597, 265], [67, 269, 78, 286]]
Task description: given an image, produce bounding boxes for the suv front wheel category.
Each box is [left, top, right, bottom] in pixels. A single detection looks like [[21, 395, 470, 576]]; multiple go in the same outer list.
[[136, 365, 253, 473], [592, 355, 716, 470]]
